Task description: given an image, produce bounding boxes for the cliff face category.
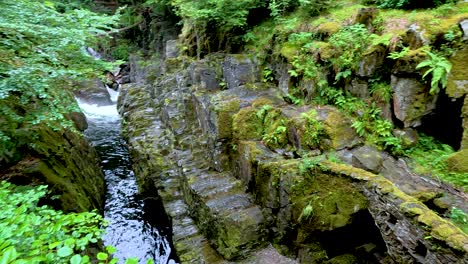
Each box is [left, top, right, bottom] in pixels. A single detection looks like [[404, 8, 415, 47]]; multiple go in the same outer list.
[[0, 90, 105, 213], [118, 48, 467, 262], [116, 2, 468, 262]]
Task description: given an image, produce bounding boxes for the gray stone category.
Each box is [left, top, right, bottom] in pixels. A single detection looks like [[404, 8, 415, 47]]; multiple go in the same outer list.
[[352, 145, 384, 173], [223, 55, 260, 90], [354, 8, 379, 31], [404, 24, 429, 49], [358, 45, 386, 77], [393, 128, 419, 148], [74, 79, 112, 106], [391, 75, 438, 127], [189, 61, 222, 91], [345, 78, 369, 98], [165, 39, 179, 58], [460, 19, 468, 41], [66, 111, 88, 131]]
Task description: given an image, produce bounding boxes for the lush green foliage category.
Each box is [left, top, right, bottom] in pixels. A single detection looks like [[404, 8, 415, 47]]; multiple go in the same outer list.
[[405, 135, 468, 190], [168, 0, 262, 30], [329, 24, 370, 81], [301, 110, 326, 149], [450, 207, 468, 233], [0, 0, 119, 162], [375, 0, 456, 9], [416, 50, 452, 95], [0, 181, 104, 263], [0, 181, 156, 264]]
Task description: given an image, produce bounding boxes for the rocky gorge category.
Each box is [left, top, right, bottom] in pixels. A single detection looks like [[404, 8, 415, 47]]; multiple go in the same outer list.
[[115, 9, 468, 261], [1, 0, 468, 263]]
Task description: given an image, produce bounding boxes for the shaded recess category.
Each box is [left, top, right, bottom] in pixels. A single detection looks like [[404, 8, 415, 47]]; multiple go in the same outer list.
[[419, 92, 464, 150], [316, 210, 388, 262]]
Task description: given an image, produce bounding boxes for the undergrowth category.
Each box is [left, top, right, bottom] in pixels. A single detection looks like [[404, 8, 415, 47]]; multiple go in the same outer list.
[[405, 135, 468, 191]]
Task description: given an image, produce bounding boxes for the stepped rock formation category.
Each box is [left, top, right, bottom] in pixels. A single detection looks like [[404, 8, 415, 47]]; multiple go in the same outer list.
[[118, 51, 468, 263]]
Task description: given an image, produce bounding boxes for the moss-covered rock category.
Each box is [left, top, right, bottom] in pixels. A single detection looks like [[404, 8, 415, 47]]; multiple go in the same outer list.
[[446, 149, 468, 173], [447, 47, 468, 99], [0, 123, 104, 213], [233, 107, 264, 141]]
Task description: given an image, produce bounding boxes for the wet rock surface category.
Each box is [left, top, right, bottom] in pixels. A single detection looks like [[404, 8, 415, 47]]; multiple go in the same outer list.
[[118, 52, 468, 263]]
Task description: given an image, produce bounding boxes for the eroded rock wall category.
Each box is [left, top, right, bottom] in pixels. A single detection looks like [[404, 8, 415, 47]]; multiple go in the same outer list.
[[118, 50, 468, 263], [0, 93, 105, 213]]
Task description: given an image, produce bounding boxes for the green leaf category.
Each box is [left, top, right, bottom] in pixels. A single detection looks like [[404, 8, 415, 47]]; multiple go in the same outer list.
[[416, 60, 432, 69], [106, 246, 117, 254], [70, 255, 82, 264], [48, 241, 61, 249], [57, 246, 74, 258], [125, 258, 139, 264], [96, 252, 108, 261], [0, 246, 18, 264]]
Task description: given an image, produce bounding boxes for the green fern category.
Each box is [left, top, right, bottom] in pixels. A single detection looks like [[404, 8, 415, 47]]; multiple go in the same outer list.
[[416, 50, 452, 94]]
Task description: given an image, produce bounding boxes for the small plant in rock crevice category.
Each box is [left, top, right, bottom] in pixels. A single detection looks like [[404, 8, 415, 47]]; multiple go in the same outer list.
[[416, 50, 452, 95]]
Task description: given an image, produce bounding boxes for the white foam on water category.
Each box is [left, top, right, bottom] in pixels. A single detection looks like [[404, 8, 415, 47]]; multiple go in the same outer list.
[[107, 86, 120, 103], [77, 99, 119, 122]]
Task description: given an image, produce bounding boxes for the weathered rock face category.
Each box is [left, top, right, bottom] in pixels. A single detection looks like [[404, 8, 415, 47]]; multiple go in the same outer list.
[[223, 54, 261, 90], [391, 75, 438, 127], [118, 51, 468, 263], [447, 47, 468, 150], [74, 79, 113, 106], [0, 93, 105, 213]]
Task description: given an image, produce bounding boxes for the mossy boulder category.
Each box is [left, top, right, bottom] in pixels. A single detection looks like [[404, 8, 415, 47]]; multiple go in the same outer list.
[[447, 47, 468, 99], [232, 102, 289, 149], [446, 149, 468, 173], [391, 75, 437, 127], [291, 170, 369, 231], [233, 107, 264, 141], [316, 107, 361, 150], [1, 124, 104, 213], [210, 95, 241, 140]]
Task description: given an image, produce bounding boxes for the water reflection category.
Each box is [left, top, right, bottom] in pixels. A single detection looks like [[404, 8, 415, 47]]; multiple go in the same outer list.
[[79, 99, 177, 264]]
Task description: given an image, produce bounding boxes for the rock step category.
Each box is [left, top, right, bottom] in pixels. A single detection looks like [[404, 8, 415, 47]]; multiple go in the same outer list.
[[179, 167, 267, 260], [164, 200, 225, 263]]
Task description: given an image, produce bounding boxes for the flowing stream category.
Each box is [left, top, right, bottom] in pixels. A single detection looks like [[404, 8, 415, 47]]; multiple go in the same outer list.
[[78, 91, 177, 264]]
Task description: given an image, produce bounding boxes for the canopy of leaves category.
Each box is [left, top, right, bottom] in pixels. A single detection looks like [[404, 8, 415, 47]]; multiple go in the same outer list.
[[0, 0, 119, 158], [167, 0, 263, 30], [0, 181, 104, 263]]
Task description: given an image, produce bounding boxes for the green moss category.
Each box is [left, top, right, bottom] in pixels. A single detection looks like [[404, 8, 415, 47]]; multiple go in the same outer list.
[[213, 97, 241, 139], [233, 107, 264, 140], [446, 149, 468, 172], [322, 109, 360, 150], [287, 109, 328, 150], [262, 109, 289, 149], [292, 167, 368, 231], [280, 42, 300, 61], [400, 201, 426, 217], [252, 98, 274, 108], [317, 21, 341, 36], [447, 47, 468, 99], [313, 41, 334, 60], [326, 254, 358, 264]]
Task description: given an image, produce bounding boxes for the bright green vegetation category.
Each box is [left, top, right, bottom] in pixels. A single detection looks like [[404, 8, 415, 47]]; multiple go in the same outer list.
[[0, 0, 119, 159], [405, 135, 468, 191], [450, 207, 468, 233], [416, 50, 452, 94], [0, 181, 104, 263], [0, 181, 154, 264]]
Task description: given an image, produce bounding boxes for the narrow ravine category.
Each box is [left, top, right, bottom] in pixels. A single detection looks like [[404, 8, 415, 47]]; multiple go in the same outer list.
[[78, 93, 177, 264]]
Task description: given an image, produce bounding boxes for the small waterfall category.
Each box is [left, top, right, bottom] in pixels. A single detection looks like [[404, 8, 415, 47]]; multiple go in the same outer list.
[[78, 98, 177, 264]]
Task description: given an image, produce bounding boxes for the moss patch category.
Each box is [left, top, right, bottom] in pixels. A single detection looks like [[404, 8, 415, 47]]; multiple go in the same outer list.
[[447, 47, 468, 99], [446, 149, 468, 173]]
